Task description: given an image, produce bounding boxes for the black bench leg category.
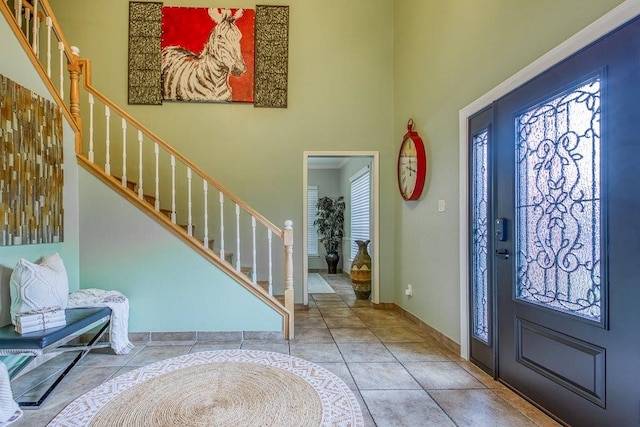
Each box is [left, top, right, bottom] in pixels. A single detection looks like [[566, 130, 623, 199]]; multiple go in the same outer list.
[[17, 320, 111, 409]]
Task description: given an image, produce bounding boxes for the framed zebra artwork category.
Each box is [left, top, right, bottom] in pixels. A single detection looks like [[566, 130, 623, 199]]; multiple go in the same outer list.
[[161, 7, 255, 103]]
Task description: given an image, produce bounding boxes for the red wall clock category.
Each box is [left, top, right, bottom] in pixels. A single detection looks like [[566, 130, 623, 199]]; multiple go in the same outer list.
[[397, 119, 427, 201]]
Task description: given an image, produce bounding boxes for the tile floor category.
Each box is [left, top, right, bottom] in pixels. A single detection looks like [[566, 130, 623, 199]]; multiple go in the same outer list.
[[10, 273, 561, 426]]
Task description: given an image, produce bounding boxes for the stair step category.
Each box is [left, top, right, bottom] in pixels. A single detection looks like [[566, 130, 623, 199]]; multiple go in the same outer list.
[[113, 176, 136, 191]]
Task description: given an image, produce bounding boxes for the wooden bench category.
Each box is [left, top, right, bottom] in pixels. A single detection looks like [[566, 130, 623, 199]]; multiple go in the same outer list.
[[0, 307, 111, 408]]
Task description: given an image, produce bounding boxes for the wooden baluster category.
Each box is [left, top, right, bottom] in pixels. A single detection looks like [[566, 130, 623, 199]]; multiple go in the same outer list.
[[154, 143, 159, 211], [45, 17, 52, 77], [219, 192, 225, 260], [187, 168, 193, 236], [58, 42, 64, 100], [268, 229, 273, 295], [170, 155, 176, 223], [283, 220, 294, 338], [235, 204, 241, 272], [31, 0, 38, 55], [68, 47, 82, 152], [88, 93, 94, 162], [203, 181, 208, 247], [104, 105, 111, 175], [121, 118, 127, 187], [251, 217, 257, 284], [137, 130, 143, 199]]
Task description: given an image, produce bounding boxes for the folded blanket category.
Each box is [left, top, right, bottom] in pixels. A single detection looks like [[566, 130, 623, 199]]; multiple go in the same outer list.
[[67, 289, 134, 355], [0, 362, 21, 426]]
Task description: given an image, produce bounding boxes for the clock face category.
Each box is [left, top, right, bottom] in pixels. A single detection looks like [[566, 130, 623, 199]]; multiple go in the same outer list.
[[397, 122, 427, 201], [399, 137, 418, 199]]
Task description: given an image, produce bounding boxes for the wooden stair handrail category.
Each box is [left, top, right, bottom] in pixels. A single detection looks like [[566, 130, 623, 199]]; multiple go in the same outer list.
[[33, 0, 75, 63], [72, 55, 284, 239]]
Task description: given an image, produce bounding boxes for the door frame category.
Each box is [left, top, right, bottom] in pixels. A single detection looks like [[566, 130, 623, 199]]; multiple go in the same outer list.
[[302, 151, 380, 306], [457, 0, 640, 359]]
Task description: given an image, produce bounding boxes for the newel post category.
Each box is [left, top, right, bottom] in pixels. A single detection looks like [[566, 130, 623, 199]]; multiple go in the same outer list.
[[68, 46, 83, 153], [283, 220, 294, 338]]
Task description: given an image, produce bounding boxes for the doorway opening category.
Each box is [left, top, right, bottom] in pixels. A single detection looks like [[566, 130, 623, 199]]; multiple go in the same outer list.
[[302, 151, 380, 306]]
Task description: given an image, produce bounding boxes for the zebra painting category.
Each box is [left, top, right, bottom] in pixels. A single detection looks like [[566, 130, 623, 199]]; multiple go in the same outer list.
[[161, 8, 247, 102]]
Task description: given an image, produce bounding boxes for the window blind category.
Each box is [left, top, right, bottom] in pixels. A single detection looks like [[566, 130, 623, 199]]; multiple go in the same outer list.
[[350, 167, 370, 260], [307, 186, 319, 256]]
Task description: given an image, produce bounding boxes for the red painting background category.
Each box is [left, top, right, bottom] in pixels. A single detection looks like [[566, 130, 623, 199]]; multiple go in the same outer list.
[[161, 7, 255, 102]]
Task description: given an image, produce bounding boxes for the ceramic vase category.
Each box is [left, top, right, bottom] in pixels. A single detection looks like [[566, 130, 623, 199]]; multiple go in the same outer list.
[[325, 252, 340, 274], [350, 240, 371, 299]]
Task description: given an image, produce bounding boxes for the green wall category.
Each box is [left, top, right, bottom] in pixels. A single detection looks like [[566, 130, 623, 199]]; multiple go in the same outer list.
[[392, 0, 625, 342], [50, 0, 396, 303], [0, 14, 80, 327], [45, 0, 628, 343]]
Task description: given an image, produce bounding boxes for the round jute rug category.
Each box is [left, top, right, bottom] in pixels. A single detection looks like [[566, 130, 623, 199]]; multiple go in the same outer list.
[[47, 350, 363, 427]]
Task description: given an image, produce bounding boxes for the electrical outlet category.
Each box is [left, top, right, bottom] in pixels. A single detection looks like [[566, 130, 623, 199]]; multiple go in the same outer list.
[[438, 199, 446, 212], [405, 284, 413, 296]]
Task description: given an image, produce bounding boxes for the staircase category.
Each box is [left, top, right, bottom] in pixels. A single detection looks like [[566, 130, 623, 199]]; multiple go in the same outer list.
[[1, 0, 293, 336]]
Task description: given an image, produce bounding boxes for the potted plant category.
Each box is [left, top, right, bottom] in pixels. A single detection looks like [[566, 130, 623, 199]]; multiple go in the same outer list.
[[314, 196, 345, 274]]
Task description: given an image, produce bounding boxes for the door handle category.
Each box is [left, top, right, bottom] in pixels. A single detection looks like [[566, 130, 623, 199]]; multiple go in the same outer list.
[[495, 249, 510, 260]]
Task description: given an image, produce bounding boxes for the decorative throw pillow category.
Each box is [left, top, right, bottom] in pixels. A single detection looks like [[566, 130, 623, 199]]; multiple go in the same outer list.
[[9, 253, 69, 325]]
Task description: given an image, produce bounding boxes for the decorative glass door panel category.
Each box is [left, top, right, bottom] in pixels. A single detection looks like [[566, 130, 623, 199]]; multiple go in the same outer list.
[[471, 129, 489, 342], [514, 77, 602, 323]]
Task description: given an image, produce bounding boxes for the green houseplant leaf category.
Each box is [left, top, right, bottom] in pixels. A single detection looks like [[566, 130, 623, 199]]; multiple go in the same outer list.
[[314, 196, 345, 254]]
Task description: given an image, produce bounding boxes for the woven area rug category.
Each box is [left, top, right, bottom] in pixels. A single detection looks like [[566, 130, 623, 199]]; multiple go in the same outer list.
[[48, 350, 363, 427], [308, 273, 335, 294]]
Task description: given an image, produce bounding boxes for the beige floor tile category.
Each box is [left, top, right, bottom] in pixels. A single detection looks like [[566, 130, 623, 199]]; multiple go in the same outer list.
[[385, 342, 451, 362], [324, 316, 367, 328], [337, 342, 397, 362], [361, 389, 456, 426], [370, 326, 427, 343], [317, 306, 355, 316], [404, 361, 486, 390], [289, 342, 343, 362], [189, 342, 242, 352], [294, 316, 328, 329], [330, 328, 380, 343], [311, 294, 344, 301], [294, 327, 335, 343], [429, 389, 539, 427], [348, 362, 421, 390]]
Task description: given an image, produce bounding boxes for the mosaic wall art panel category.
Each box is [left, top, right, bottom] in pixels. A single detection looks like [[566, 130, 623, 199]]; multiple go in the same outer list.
[[0, 74, 64, 246], [128, 2, 163, 105], [255, 5, 289, 108]]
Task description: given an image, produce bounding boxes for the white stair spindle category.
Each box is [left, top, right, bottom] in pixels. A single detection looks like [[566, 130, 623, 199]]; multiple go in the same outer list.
[[25, 9, 30, 46], [15, 0, 21, 24], [46, 16, 52, 77], [137, 130, 143, 199], [187, 168, 193, 236], [251, 217, 257, 284], [203, 181, 208, 247], [268, 229, 273, 295], [235, 204, 241, 272], [104, 105, 111, 175], [58, 42, 64, 100], [121, 118, 127, 186], [154, 143, 159, 211], [219, 192, 225, 260], [31, 0, 38, 55], [170, 155, 176, 223], [88, 94, 94, 162]]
